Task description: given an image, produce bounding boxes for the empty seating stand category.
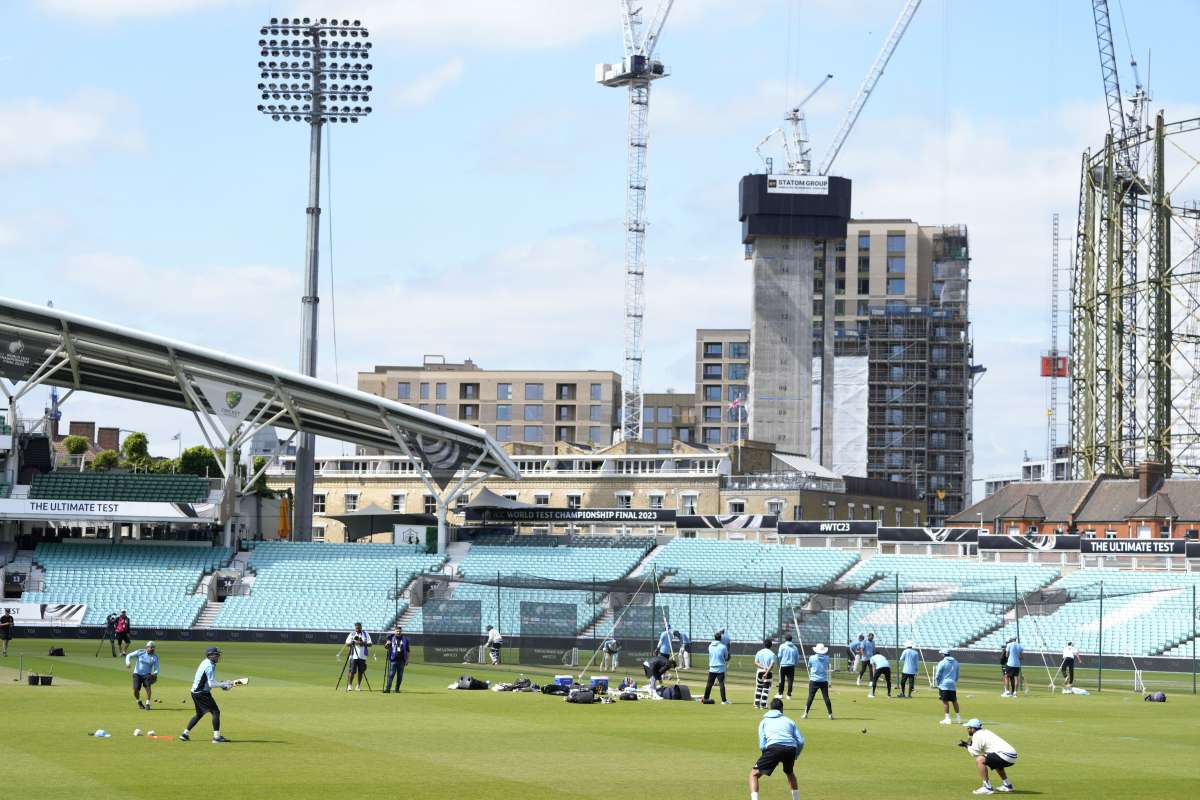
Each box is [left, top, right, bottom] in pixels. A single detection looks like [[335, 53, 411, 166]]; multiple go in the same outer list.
[[22, 542, 232, 627], [30, 473, 209, 503]]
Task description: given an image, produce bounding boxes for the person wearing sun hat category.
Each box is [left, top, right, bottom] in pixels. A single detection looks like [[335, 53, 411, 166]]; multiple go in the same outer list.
[[800, 643, 833, 720], [899, 639, 921, 698], [935, 647, 962, 725], [958, 719, 1017, 794]]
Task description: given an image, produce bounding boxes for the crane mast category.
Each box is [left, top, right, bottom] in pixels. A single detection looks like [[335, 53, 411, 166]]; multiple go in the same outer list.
[[597, 0, 675, 443]]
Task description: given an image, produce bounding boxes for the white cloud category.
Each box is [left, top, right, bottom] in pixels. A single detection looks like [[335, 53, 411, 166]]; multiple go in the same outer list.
[[0, 91, 143, 172], [37, 0, 232, 17], [394, 57, 465, 109]]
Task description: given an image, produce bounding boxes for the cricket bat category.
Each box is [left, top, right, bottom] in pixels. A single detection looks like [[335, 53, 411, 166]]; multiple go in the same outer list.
[[231, 677, 250, 686]]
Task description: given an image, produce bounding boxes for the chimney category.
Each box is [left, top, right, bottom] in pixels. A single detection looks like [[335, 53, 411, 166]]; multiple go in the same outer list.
[[68, 421, 96, 443], [1137, 461, 1166, 500], [97, 427, 120, 452]]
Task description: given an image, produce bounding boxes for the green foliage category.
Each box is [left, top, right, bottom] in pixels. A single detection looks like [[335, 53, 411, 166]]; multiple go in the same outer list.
[[148, 457, 179, 474], [178, 445, 220, 477], [61, 435, 90, 456], [251, 456, 274, 497], [91, 450, 120, 471], [120, 431, 151, 468]]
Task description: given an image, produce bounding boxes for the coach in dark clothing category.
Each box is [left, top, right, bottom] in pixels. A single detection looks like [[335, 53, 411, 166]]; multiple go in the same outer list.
[[383, 626, 410, 693]]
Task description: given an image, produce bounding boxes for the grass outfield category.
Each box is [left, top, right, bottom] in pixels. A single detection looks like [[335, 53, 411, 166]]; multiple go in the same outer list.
[[1, 639, 1196, 799]]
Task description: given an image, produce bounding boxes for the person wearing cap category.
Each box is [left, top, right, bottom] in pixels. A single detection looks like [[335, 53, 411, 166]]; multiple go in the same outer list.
[[935, 648, 962, 725], [181, 646, 232, 743], [867, 651, 892, 698], [1059, 641, 1081, 692], [776, 634, 800, 699], [753, 638, 776, 709], [382, 625, 409, 694], [958, 719, 1017, 794], [344, 622, 372, 691], [672, 627, 691, 670], [1002, 637, 1024, 697], [899, 640, 921, 698], [701, 630, 731, 705], [125, 641, 160, 710], [749, 697, 804, 800], [801, 643, 833, 720]]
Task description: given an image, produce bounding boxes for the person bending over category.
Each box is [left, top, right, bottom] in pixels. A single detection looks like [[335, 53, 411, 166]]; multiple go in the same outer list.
[[749, 698, 804, 800], [868, 651, 892, 698], [646, 654, 675, 698], [1059, 642, 1081, 692], [959, 719, 1018, 795], [801, 643, 833, 720]]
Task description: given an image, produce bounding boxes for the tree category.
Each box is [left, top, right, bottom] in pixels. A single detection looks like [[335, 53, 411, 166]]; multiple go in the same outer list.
[[178, 445, 220, 477], [148, 457, 179, 474], [62, 435, 90, 456], [121, 432, 151, 469], [250, 456, 274, 497], [92, 450, 120, 472]]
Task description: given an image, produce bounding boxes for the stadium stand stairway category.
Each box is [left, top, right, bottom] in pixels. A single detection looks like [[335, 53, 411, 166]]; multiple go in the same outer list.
[[193, 601, 222, 629]]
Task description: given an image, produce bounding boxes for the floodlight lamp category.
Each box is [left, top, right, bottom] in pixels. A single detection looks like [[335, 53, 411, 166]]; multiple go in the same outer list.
[[270, 16, 278, 23]]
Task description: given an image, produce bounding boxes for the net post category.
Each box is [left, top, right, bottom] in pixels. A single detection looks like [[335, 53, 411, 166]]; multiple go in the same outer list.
[[592, 574, 597, 655], [762, 580, 767, 641], [496, 570, 501, 633], [1192, 584, 1196, 695], [688, 579, 693, 647], [1098, 579, 1104, 693], [1014, 575, 1020, 644], [894, 572, 900, 659], [779, 567, 784, 639]]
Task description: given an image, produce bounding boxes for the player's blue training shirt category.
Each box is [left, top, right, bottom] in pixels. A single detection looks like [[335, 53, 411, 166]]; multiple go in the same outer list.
[[657, 629, 673, 656], [778, 641, 800, 667], [870, 653, 890, 671], [192, 658, 218, 693], [758, 709, 805, 752], [1006, 642, 1024, 668], [807, 653, 830, 682], [935, 656, 960, 690], [755, 647, 776, 671], [862, 638, 876, 658], [708, 640, 729, 673], [126, 649, 159, 676], [900, 647, 920, 675], [849, 640, 863, 654]]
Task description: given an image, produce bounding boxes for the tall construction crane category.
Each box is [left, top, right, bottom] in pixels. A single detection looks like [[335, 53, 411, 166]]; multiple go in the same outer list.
[[755, 0, 921, 177], [597, 1, 675, 443]]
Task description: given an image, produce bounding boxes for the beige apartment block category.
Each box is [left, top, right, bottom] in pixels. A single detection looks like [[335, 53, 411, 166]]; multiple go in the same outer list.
[[358, 357, 621, 452]]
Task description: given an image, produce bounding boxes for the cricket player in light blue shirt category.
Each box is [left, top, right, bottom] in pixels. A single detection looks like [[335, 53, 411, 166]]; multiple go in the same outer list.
[[777, 635, 800, 699], [657, 625, 673, 658], [754, 639, 776, 709], [857, 633, 877, 685], [899, 640, 921, 698], [750, 698, 804, 800], [935, 648, 962, 724], [703, 631, 731, 704], [868, 652, 892, 698], [801, 643, 833, 719], [1003, 639, 1025, 697], [125, 641, 159, 710]]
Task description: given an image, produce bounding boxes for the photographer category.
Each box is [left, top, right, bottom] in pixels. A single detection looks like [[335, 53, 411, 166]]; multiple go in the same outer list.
[[382, 625, 409, 694], [344, 622, 372, 692], [114, 610, 132, 657], [104, 612, 118, 657]]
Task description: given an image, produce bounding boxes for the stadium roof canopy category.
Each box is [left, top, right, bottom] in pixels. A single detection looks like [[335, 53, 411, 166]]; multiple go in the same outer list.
[[0, 296, 519, 482]]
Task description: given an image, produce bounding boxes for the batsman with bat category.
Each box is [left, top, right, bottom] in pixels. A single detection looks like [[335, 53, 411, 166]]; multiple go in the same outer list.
[[181, 647, 247, 743]]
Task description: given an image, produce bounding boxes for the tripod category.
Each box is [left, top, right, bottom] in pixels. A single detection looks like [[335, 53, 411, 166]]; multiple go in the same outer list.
[[95, 628, 116, 658], [334, 645, 373, 692]]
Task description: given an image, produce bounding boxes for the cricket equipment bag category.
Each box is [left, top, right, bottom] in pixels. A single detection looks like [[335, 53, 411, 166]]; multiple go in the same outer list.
[[566, 688, 596, 704], [1144, 692, 1167, 702], [456, 675, 489, 690]]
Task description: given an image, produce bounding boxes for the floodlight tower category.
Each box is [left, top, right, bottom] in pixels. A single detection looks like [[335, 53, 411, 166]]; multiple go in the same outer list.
[[256, 17, 372, 538], [596, 1, 674, 443]]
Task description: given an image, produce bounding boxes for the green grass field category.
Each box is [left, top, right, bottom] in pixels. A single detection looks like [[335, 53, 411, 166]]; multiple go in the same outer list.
[[1, 638, 1196, 799]]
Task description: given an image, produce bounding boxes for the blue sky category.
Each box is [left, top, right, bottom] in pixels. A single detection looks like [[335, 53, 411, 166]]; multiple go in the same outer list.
[[3, 0, 1199, 494]]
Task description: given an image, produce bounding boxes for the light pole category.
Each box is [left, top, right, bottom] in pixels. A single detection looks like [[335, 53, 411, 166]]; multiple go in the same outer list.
[[256, 16, 373, 539]]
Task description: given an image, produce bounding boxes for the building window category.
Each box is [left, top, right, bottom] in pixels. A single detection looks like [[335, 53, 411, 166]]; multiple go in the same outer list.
[[728, 499, 746, 514], [396, 382, 411, 400], [460, 404, 479, 420], [567, 494, 582, 509], [435, 382, 447, 400], [677, 427, 691, 443], [525, 383, 544, 401], [857, 278, 870, 295], [702, 427, 721, 444], [727, 363, 748, 380], [495, 425, 512, 442], [703, 385, 722, 402], [616, 493, 632, 509], [727, 385, 748, 403], [460, 384, 479, 400], [391, 493, 406, 512], [793, 505, 804, 521], [857, 232, 870, 251], [590, 405, 605, 422], [642, 406, 656, 425], [589, 426, 605, 443], [418, 403, 430, 412], [497, 383, 512, 400], [656, 407, 672, 424], [702, 364, 722, 380], [680, 493, 698, 514], [435, 403, 448, 417], [766, 499, 784, 516], [729, 341, 749, 359], [344, 493, 358, 512], [555, 383, 576, 401], [886, 256, 905, 274], [641, 427, 654, 444], [523, 405, 544, 421], [555, 426, 573, 442], [648, 493, 664, 510], [419, 382, 430, 400], [590, 383, 602, 401], [655, 428, 671, 445], [313, 493, 326, 514], [726, 427, 740, 443], [312, 526, 325, 542], [703, 406, 722, 422], [496, 404, 512, 421], [835, 278, 846, 295], [886, 232, 905, 252], [704, 342, 723, 358], [534, 493, 550, 506], [834, 300, 846, 315], [887, 278, 905, 295], [424, 496, 437, 515], [856, 299, 870, 316], [523, 425, 545, 442]]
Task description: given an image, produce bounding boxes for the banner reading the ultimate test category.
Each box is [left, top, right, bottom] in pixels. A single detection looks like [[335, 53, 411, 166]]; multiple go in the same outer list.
[[1, 603, 87, 627], [465, 508, 676, 524], [1081, 539, 1187, 555], [422, 599, 482, 663], [0, 499, 217, 522], [778, 520, 879, 537], [519, 601, 578, 665]]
